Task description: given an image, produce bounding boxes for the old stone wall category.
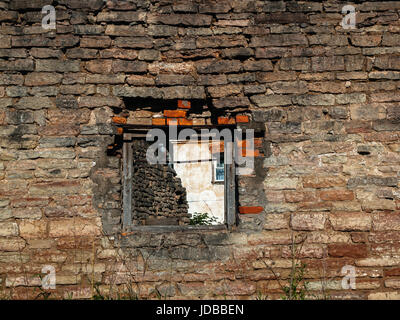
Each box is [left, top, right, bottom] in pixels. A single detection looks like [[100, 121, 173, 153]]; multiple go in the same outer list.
[[0, 0, 400, 299], [131, 139, 189, 226]]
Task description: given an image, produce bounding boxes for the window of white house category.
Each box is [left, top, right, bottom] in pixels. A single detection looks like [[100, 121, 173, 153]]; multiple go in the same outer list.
[[171, 140, 224, 224], [213, 155, 224, 183]]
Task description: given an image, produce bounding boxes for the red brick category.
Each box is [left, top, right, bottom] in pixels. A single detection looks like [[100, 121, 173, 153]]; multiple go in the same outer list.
[[373, 213, 400, 231], [56, 237, 94, 249], [152, 118, 166, 125], [167, 118, 178, 125], [178, 118, 193, 126], [164, 110, 187, 118], [235, 115, 249, 123], [178, 100, 191, 109], [241, 148, 260, 157], [112, 116, 127, 124], [209, 141, 224, 154], [369, 231, 400, 243], [328, 244, 368, 258], [351, 232, 368, 243], [236, 139, 262, 149], [239, 206, 263, 214], [218, 116, 235, 124], [384, 268, 400, 277], [254, 138, 263, 148]]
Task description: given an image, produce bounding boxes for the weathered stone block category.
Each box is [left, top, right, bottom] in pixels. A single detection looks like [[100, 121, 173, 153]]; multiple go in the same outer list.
[[25, 72, 63, 86], [36, 60, 80, 72], [78, 96, 121, 108], [156, 74, 196, 86], [112, 60, 148, 73], [375, 55, 400, 70], [162, 86, 206, 99], [113, 86, 163, 99], [293, 94, 335, 106], [213, 96, 250, 109], [126, 75, 155, 86], [86, 74, 126, 84], [97, 11, 146, 22], [291, 213, 326, 231], [0, 222, 18, 236], [0, 238, 26, 252], [250, 34, 307, 47], [49, 218, 101, 237], [196, 60, 242, 74], [250, 94, 292, 107], [148, 13, 212, 26], [80, 36, 111, 48], [115, 36, 154, 49], [66, 48, 98, 59], [15, 97, 54, 110], [330, 212, 372, 231], [0, 59, 34, 71], [311, 56, 344, 72], [351, 34, 382, 47]]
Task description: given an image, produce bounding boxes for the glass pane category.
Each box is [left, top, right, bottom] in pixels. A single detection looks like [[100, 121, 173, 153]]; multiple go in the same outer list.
[[216, 167, 224, 181]]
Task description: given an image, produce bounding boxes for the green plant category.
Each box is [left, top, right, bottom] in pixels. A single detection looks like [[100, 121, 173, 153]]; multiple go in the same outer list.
[[259, 233, 310, 300], [281, 261, 308, 300], [33, 274, 52, 300], [92, 282, 107, 300], [189, 212, 217, 225], [256, 291, 269, 300]]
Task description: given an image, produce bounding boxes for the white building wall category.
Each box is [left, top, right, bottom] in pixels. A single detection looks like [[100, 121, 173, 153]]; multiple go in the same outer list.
[[172, 141, 224, 224]]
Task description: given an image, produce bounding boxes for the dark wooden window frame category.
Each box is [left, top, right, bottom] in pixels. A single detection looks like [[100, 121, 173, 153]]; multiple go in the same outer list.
[[120, 124, 237, 232]]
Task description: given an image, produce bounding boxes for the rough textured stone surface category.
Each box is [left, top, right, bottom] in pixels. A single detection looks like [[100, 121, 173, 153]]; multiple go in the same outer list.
[[0, 0, 399, 300]]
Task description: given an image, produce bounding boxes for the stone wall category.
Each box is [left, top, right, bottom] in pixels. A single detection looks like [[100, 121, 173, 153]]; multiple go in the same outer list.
[[0, 0, 400, 299], [131, 139, 189, 226]]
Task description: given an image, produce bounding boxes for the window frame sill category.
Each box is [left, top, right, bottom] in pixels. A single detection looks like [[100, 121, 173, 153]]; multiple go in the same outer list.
[[125, 224, 229, 234]]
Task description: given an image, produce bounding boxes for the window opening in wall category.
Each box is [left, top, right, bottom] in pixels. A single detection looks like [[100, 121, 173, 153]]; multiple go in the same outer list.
[[121, 124, 237, 231]]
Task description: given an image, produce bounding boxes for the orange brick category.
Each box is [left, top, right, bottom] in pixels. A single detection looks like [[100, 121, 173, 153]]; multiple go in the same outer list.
[[237, 139, 244, 147], [178, 100, 191, 109], [218, 117, 236, 125], [152, 118, 166, 125], [164, 110, 187, 118], [112, 116, 127, 124], [178, 118, 193, 126], [241, 148, 260, 157], [209, 141, 224, 154], [254, 138, 263, 148], [237, 138, 263, 148], [236, 115, 249, 123], [167, 118, 178, 126], [239, 206, 263, 214]]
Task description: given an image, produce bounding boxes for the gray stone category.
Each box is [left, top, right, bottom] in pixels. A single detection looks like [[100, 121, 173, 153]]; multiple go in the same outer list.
[[15, 97, 54, 110], [36, 60, 81, 72]]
